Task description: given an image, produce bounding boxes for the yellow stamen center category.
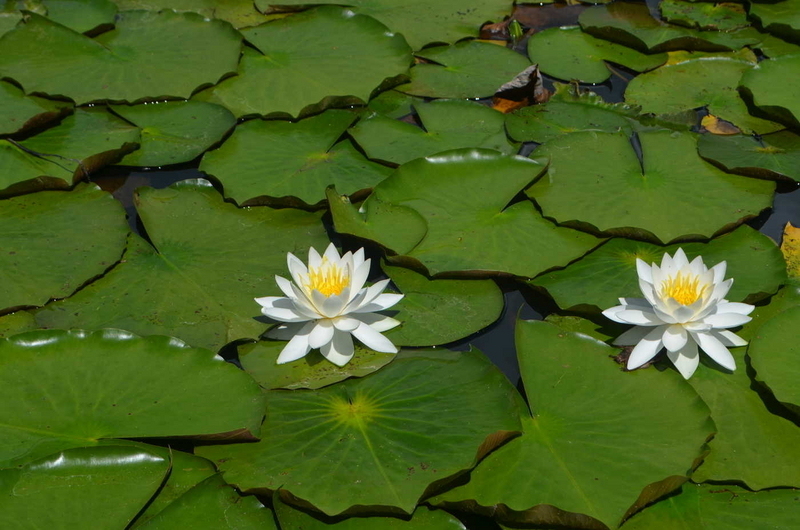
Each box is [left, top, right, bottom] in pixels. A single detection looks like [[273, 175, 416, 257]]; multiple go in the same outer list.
[[305, 258, 349, 297], [660, 272, 707, 306]]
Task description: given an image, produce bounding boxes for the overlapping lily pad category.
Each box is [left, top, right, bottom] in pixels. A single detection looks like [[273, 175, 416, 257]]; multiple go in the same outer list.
[[0, 80, 71, 135], [0, 445, 169, 528], [113, 0, 272, 28], [527, 26, 667, 84], [505, 83, 639, 143], [330, 149, 601, 277], [200, 109, 390, 206], [432, 320, 714, 529], [739, 55, 800, 129], [659, 0, 748, 31], [196, 7, 411, 118], [531, 225, 786, 311], [397, 40, 531, 99], [43, 0, 117, 34], [254, 0, 512, 50], [579, 2, 760, 52], [750, 0, 800, 44], [624, 483, 800, 529], [748, 306, 800, 414], [0, 328, 265, 468], [0, 108, 140, 195], [349, 99, 516, 165], [136, 475, 278, 529], [698, 131, 800, 181], [35, 180, 329, 351], [527, 130, 775, 243], [625, 53, 783, 134], [0, 183, 128, 311], [198, 349, 522, 515], [753, 33, 800, 58], [111, 101, 235, 167], [0, 10, 242, 104]]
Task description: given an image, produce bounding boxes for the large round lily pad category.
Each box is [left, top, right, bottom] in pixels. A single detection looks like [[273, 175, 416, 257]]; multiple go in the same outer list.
[[0, 183, 128, 311], [750, 0, 800, 44], [698, 131, 800, 182], [197, 349, 522, 515], [531, 225, 786, 311], [111, 100, 236, 167], [330, 149, 601, 277], [0, 328, 266, 468], [199, 109, 390, 206], [748, 305, 800, 414], [0, 445, 169, 529], [624, 54, 783, 134], [0, 108, 140, 195], [35, 180, 329, 351], [0, 79, 71, 135], [527, 26, 666, 84], [739, 55, 800, 129], [659, 0, 748, 31], [43, 0, 117, 34], [255, 0, 511, 50], [113, 0, 272, 28], [527, 130, 775, 243], [349, 99, 517, 165], [397, 40, 531, 99], [0, 10, 242, 104], [196, 7, 412, 118], [432, 319, 714, 529]]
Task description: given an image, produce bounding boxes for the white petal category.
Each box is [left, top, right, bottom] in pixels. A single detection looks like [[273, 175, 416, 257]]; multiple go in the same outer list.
[[342, 288, 369, 314], [333, 316, 361, 332], [353, 293, 404, 313], [670, 304, 697, 324], [612, 325, 652, 346], [308, 319, 335, 349], [627, 326, 666, 370], [289, 282, 320, 317], [258, 297, 312, 323], [307, 246, 323, 270], [713, 302, 755, 316], [652, 304, 678, 324], [701, 312, 752, 329], [320, 330, 355, 366], [287, 252, 308, 286], [274, 275, 296, 299], [265, 322, 305, 341], [639, 278, 659, 307], [662, 324, 688, 353], [616, 308, 664, 326], [619, 297, 652, 309], [636, 258, 653, 283], [348, 259, 371, 302], [667, 340, 700, 379], [692, 331, 736, 371], [254, 296, 281, 308], [688, 255, 704, 276], [713, 329, 748, 348], [351, 321, 399, 353], [660, 253, 674, 275], [602, 305, 627, 324], [276, 322, 315, 364], [709, 278, 734, 304], [683, 321, 713, 332], [351, 279, 392, 311], [672, 248, 689, 270], [355, 313, 401, 332], [710, 261, 727, 284], [352, 247, 365, 269], [323, 242, 341, 262], [319, 292, 347, 318]]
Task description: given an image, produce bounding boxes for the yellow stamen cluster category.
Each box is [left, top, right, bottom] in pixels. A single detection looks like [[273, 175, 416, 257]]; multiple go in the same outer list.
[[660, 272, 707, 306], [305, 258, 349, 297]]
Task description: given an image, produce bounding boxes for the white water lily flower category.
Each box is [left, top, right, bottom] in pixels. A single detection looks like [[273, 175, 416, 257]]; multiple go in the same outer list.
[[255, 243, 403, 367], [602, 248, 754, 379]]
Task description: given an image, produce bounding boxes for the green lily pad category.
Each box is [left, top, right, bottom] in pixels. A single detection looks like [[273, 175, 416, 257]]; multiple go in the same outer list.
[[199, 110, 390, 207], [255, 0, 511, 50], [0, 445, 169, 529], [0, 80, 71, 135], [238, 341, 395, 390], [624, 483, 800, 529], [505, 83, 639, 143], [531, 225, 786, 312], [35, 180, 329, 351], [196, 7, 411, 118], [659, 0, 748, 31], [689, 346, 800, 489], [111, 101, 235, 167], [331, 149, 601, 277], [383, 263, 504, 346], [432, 320, 714, 529], [579, 2, 761, 53], [112, 0, 271, 28], [624, 53, 784, 134], [526, 130, 775, 243], [0, 183, 128, 311], [526, 26, 667, 84], [367, 90, 416, 119], [197, 349, 522, 516], [748, 306, 800, 414], [0, 328, 266, 468], [136, 475, 278, 530], [274, 494, 466, 529], [0, 311, 35, 338], [740, 55, 800, 129], [350, 99, 516, 166], [397, 40, 532, 99], [753, 33, 800, 58], [750, 0, 800, 44], [698, 131, 800, 182], [0, 10, 241, 104], [43, 0, 117, 34], [0, 108, 140, 195]]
